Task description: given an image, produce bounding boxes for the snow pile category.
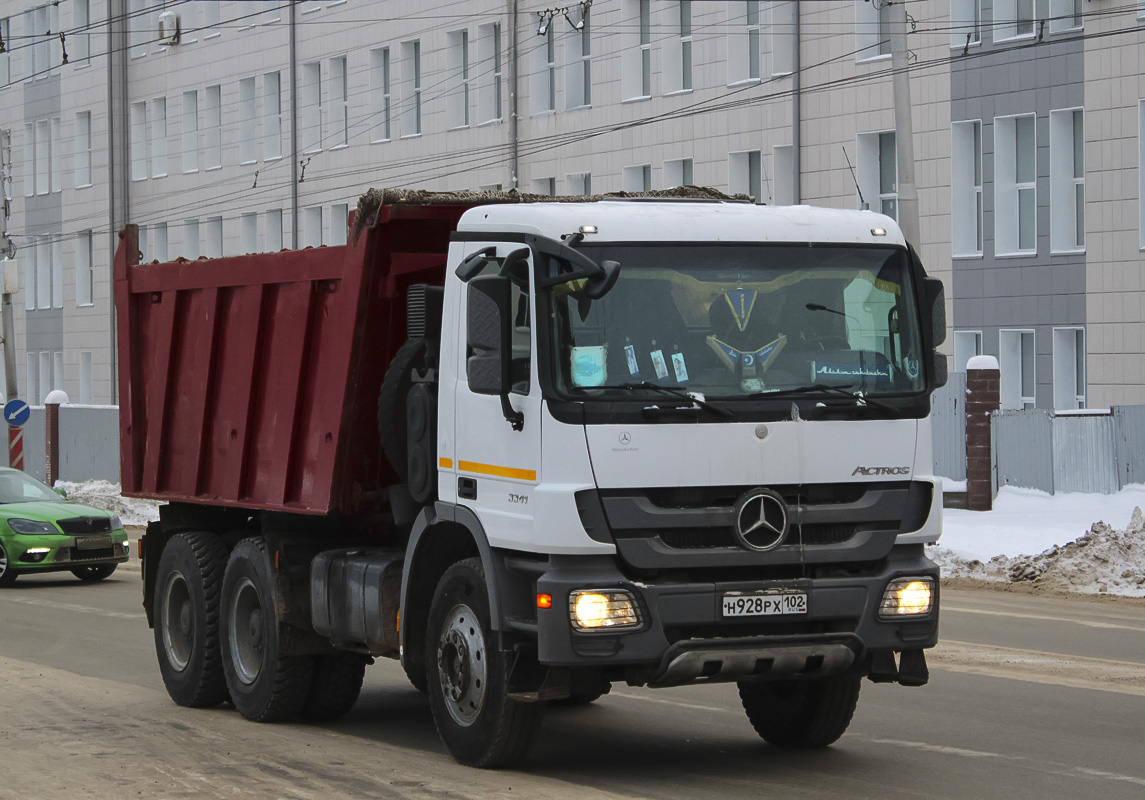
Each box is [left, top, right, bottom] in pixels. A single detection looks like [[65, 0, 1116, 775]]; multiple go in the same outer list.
[[57, 480, 161, 527], [931, 505, 1145, 597]]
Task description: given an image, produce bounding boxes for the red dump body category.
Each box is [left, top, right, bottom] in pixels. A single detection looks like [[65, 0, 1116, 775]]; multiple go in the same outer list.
[[114, 204, 471, 515]]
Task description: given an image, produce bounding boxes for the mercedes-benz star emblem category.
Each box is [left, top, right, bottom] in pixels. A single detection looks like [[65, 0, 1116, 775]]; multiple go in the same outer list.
[[732, 488, 789, 552], [618, 432, 632, 445]]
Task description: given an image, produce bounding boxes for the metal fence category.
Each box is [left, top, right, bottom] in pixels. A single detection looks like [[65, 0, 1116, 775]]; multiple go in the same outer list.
[[991, 409, 1126, 495], [930, 373, 967, 481], [20, 405, 121, 484]]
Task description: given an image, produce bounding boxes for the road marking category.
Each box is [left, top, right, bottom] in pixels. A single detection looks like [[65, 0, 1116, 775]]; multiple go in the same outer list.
[[943, 604, 1145, 633], [0, 595, 145, 619], [609, 690, 729, 714]]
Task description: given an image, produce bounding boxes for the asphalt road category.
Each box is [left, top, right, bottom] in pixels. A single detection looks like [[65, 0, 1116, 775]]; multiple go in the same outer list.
[[2, 561, 1144, 800]]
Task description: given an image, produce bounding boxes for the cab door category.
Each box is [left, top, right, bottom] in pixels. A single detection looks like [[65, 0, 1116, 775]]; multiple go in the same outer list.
[[449, 244, 542, 550]]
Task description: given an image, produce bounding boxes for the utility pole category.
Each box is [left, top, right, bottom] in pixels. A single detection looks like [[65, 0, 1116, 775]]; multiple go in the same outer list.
[[887, 0, 920, 247], [0, 127, 18, 408]]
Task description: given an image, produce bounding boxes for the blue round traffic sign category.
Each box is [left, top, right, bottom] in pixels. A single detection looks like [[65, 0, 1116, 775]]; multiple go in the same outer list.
[[4, 399, 30, 428]]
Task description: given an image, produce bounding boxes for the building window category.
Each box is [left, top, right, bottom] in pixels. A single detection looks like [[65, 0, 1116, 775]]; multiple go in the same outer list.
[[50, 117, 61, 192], [76, 231, 94, 306], [949, 0, 981, 48], [478, 23, 503, 123], [130, 103, 147, 181], [448, 30, 471, 129], [74, 111, 92, 187], [263, 72, 283, 160], [729, 1, 762, 84], [996, 0, 1036, 40], [301, 62, 323, 152], [952, 120, 983, 256], [51, 236, 62, 307], [370, 49, 392, 142], [205, 216, 223, 259], [771, 2, 796, 76], [855, 0, 891, 60], [995, 114, 1036, 255], [1000, 329, 1035, 410], [857, 131, 896, 218], [625, 164, 652, 192], [773, 144, 794, 205], [565, 7, 591, 109], [128, 0, 149, 58], [79, 352, 92, 405], [567, 172, 592, 195], [623, 0, 652, 99], [183, 219, 200, 260], [532, 29, 556, 113], [729, 150, 762, 201], [35, 120, 50, 194], [953, 330, 983, 372], [330, 204, 348, 246], [266, 209, 283, 252], [182, 91, 198, 173], [151, 222, 167, 262], [665, 1, 693, 94], [1052, 328, 1085, 409], [203, 2, 220, 36], [1048, 0, 1083, 32], [664, 158, 693, 188], [1050, 109, 1084, 252], [0, 18, 10, 86], [239, 78, 257, 164], [150, 97, 167, 177], [205, 85, 222, 169], [73, 0, 91, 63], [401, 40, 422, 136], [532, 177, 556, 196], [303, 206, 323, 248], [329, 56, 349, 147], [240, 213, 258, 254]]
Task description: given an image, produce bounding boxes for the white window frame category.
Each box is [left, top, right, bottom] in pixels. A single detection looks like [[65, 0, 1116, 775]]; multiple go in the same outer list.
[[1052, 327, 1085, 410], [567, 172, 592, 195], [400, 41, 422, 137], [0, 18, 11, 86], [995, 0, 1036, 42], [1048, 0, 1083, 34], [303, 206, 324, 248], [664, 158, 694, 189], [76, 230, 94, 307], [624, 164, 652, 192], [79, 352, 93, 405], [73, 0, 91, 64], [74, 111, 92, 188], [857, 131, 897, 219], [477, 23, 503, 123], [532, 177, 556, 196], [953, 330, 983, 372], [773, 144, 794, 205], [565, 7, 591, 109], [182, 90, 199, 173], [263, 73, 283, 160], [205, 216, 223, 259], [152, 222, 168, 262], [623, 0, 652, 100], [952, 120, 984, 257], [240, 212, 258, 254], [266, 209, 284, 252], [771, 2, 796, 76], [204, 85, 222, 170], [328, 56, 349, 148], [727, 1, 761, 85], [999, 328, 1036, 410], [150, 97, 167, 178], [855, 0, 892, 61], [532, 29, 556, 113], [370, 49, 392, 142], [664, 1, 693, 95], [949, 0, 982, 49], [729, 150, 762, 201], [239, 78, 257, 164], [130, 103, 147, 181], [51, 237, 62, 308], [50, 117, 61, 192], [330, 203, 348, 246], [1049, 108, 1084, 253], [447, 30, 471, 129], [995, 113, 1037, 256], [183, 219, 200, 260], [301, 62, 323, 152]]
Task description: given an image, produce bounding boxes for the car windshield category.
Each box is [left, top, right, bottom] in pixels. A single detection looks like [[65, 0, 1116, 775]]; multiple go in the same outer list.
[[548, 243, 926, 399], [0, 471, 65, 503]]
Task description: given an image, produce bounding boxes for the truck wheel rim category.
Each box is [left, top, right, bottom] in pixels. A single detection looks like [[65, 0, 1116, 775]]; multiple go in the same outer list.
[[229, 576, 265, 685], [161, 570, 194, 671], [437, 603, 487, 727]]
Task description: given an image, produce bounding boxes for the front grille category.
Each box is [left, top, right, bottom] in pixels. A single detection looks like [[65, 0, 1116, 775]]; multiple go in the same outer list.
[[57, 516, 112, 535], [653, 523, 875, 550], [69, 547, 115, 561]]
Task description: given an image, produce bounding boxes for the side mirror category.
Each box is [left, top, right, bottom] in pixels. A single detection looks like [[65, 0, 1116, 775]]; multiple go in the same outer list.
[[578, 260, 621, 300], [933, 352, 948, 389], [54, 486, 68, 498], [466, 275, 511, 395], [923, 277, 946, 347], [456, 247, 497, 282]]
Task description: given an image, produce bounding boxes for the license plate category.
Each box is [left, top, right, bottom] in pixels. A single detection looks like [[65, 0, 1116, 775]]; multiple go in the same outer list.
[[722, 591, 808, 618], [75, 535, 112, 550]]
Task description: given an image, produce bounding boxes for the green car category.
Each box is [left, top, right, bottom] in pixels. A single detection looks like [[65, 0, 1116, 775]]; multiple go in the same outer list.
[[0, 468, 130, 587]]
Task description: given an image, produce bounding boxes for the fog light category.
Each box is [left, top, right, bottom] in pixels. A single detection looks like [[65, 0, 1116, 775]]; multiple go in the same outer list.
[[569, 589, 640, 631], [21, 547, 51, 563], [880, 577, 934, 617]]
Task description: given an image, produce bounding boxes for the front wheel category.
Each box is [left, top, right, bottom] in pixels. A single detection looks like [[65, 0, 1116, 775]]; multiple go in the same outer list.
[[0, 542, 17, 587], [71, 564, 117, 582], [738, 677, 861, 748], [220, 537, 314, 722], [426, 558, 543, 767]]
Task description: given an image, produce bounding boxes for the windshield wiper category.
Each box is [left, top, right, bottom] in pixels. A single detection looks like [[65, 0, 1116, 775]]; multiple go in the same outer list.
[[603, 382, 734, 418], [747, 383, 900, 415]]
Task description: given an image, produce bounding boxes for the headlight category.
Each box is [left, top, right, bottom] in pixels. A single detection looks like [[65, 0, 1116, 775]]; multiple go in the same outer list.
[[8, 518, 58, 535], [109, 515, 123, 531], [880, 577, 935, 617], [568, 589, 641, 631]]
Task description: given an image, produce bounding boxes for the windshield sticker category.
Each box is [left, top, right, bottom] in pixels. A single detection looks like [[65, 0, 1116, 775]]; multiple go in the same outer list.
[[706, 335, 787, 376], [671, 352, 689, 383], [625, 344, 640, 376], [812, 362, 891, 382], [906, 358, 920, 379], [650, 349, 670, 380], [571, 345, 608, 387], [724, 289, 758, 332]]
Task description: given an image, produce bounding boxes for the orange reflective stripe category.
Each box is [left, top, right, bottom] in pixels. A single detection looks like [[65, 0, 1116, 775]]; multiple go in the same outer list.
[[439, 457, 453, 469], [457, 460, 537, 481]]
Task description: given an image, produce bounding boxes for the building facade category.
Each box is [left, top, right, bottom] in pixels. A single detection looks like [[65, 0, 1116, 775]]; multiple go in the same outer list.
[[0, 0, 1142, 409]]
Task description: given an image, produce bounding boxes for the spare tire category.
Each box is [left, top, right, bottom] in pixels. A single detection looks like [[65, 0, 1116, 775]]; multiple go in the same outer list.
[[378, 339, 428, 480]]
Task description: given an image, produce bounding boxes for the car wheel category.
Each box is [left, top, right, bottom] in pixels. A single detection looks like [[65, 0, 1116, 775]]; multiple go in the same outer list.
[[154, 532, 229, 707], [738, 676, 861, 748], [0, 542, 17, 587], [221, 537, 314, 722], [425, 558, 544, 767], [71, 564, 118, 582]]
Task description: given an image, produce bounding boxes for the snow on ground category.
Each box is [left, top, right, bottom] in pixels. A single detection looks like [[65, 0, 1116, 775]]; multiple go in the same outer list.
[[932, 484, 1145, 597], [57, 480, 161, 528]]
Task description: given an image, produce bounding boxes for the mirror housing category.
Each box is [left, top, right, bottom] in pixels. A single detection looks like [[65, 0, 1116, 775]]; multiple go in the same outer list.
[[933, 352, 948, 389], [466, 275, 525, 430], [923, 276, 946, 347]]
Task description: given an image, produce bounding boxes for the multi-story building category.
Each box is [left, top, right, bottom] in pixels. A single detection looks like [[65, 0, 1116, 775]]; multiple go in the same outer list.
[[0, 0, 1141, 409]]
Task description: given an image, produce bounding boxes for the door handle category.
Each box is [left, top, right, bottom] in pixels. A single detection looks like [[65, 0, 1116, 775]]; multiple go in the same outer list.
[[458, 477, 477, 500]]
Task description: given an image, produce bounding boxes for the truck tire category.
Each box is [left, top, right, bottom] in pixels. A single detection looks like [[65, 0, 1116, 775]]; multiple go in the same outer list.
[[426, 558, 544, 767], [71, 564, 118, 582], [220, 537, 315, 722], [378, 339, 428, 480], [0, 542, 18, 587], [303, 652, 369, 722], [153, 532, 229, 707], [403, 656, 429, 694], [738, 676, 862, 748]]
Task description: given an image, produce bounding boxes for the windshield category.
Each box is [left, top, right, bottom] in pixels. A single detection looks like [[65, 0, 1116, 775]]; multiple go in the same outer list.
[[548, 244, 926, 399], [0, 470, 66, 503]]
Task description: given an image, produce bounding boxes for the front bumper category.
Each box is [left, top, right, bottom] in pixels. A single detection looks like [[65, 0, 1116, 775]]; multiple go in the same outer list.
[[534, 544, 938, 685], [3, 532, 131, 572]]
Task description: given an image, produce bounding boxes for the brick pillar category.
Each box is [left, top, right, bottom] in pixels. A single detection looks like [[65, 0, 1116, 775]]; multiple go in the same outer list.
[[965, 357, 1000, 512]]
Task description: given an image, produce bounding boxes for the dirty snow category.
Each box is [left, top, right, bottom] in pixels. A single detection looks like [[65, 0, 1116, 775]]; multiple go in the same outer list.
[[932, 484, 1145, 597], [56, 480, 161, 528]]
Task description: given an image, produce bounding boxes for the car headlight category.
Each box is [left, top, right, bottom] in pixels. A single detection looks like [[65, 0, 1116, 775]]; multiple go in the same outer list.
[[109, 515, 123, 531], [8, 518, 58, 535], [880, 577, 935, 617], [568, 589, 641, 631]]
